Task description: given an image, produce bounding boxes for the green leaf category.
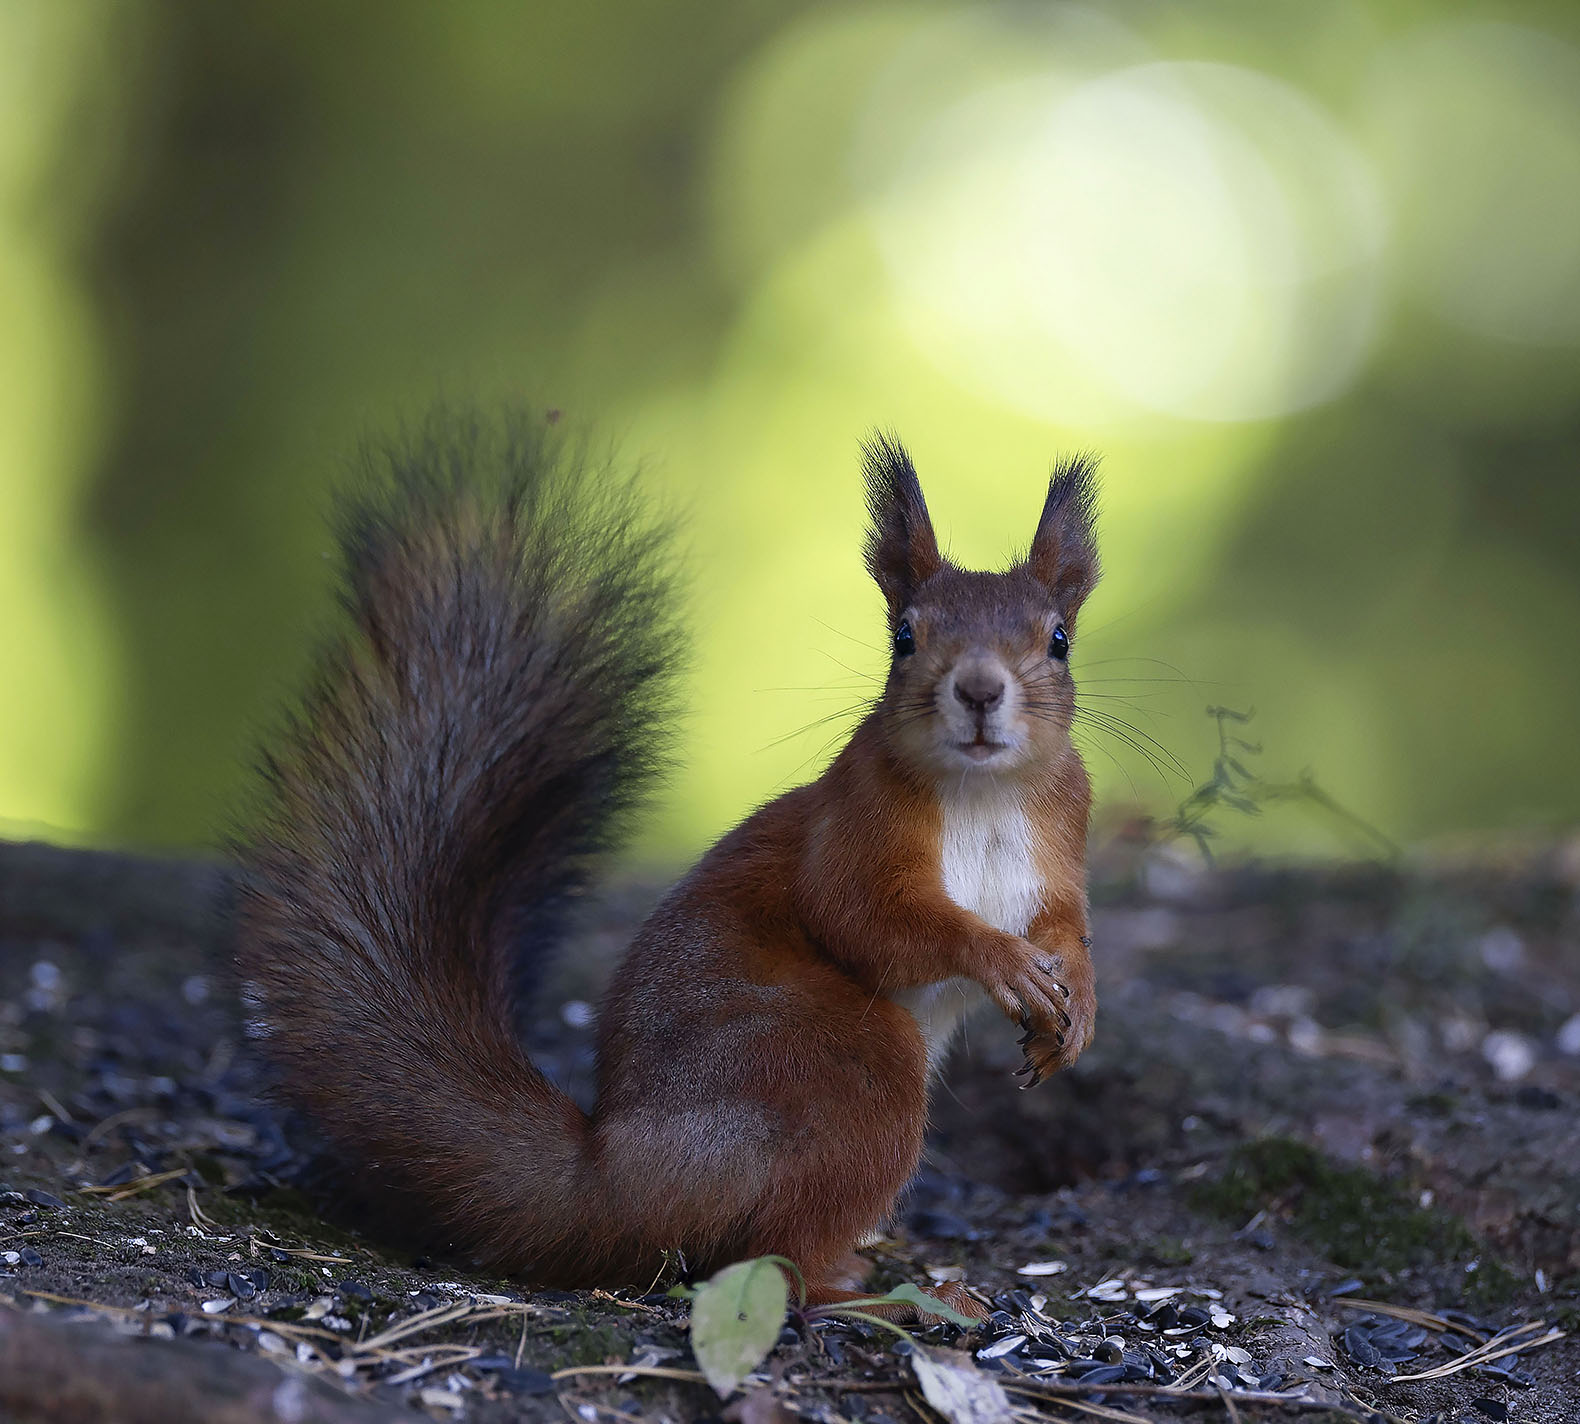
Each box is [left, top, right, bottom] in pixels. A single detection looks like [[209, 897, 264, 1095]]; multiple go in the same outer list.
[[754, 1254, 807, 1307], [689, 1257, 789, 1397]]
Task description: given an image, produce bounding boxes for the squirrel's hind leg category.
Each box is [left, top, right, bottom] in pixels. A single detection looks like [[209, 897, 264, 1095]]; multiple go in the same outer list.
[[724, 1007, 989, 1323], [802, 1267, 990, 1324]]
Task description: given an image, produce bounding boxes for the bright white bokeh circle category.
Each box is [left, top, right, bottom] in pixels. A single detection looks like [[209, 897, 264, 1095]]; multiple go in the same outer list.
[[864, 60, 1387, 424]]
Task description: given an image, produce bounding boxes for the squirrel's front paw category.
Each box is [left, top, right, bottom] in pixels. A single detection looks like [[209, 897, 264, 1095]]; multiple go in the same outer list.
[[1010, 942, 1096, 1088], [980, 942, 1067, 1042]]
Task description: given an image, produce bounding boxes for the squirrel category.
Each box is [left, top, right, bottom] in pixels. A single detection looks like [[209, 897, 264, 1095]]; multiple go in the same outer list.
[[237, 409, 1100, 1320]]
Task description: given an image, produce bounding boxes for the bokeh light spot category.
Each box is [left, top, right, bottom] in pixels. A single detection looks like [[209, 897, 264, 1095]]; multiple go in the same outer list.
[[864, 59, 1386, 424]]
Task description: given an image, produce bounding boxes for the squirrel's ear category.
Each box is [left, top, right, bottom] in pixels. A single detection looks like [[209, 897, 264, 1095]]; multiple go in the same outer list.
[[862, 433, 942, 617], [1026, 453, 1100, 617]]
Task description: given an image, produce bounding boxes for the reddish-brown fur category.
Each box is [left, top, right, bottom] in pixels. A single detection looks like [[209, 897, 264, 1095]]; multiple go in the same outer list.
[[237, 414, 1100, 1318]]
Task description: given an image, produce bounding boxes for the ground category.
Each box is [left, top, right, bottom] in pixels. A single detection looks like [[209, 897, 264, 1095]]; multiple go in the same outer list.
[[2, 834, 1578, 1423]]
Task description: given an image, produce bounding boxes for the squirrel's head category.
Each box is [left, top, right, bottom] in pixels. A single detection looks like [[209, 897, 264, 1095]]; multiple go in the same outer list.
[[862, 434, 1100, 781]]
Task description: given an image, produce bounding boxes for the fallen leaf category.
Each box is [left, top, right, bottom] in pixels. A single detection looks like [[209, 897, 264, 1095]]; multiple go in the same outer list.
[[912, 1349, 1012, 1424], [691, 1258, 789, 1397]]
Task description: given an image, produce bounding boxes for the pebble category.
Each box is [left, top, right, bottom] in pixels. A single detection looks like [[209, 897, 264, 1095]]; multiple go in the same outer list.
[[560, 1000, 595, 1029], [1478, 926, 1525, 972], [1482, 1029, 1536, 1082]]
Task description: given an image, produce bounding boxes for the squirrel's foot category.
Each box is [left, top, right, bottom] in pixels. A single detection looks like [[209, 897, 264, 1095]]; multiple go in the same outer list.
[[805, 1281, 990, 1324]]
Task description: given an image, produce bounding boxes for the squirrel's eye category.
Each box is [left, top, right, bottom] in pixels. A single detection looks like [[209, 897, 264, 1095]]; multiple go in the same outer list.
[[894, 620, 916, 657], [1048, 624, 1070, 661]]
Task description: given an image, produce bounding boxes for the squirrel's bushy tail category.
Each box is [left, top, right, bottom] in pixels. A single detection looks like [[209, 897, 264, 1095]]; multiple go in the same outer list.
[[236, 409, 681, 1275]]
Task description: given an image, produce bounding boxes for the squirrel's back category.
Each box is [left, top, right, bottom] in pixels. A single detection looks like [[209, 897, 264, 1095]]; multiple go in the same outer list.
[[236, 410, 681, 1272]]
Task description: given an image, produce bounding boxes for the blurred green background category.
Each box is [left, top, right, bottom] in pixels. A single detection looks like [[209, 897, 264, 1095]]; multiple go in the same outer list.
[[3, 0, 1578, 862]]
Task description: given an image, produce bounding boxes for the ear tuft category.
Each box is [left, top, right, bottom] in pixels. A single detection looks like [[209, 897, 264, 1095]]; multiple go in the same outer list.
[[861, 432, 942, 617], [1026, 452, 1101, 618]]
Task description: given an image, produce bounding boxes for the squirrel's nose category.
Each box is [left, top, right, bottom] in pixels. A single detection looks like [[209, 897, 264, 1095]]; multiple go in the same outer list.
[[953, 672, 1005, 714]]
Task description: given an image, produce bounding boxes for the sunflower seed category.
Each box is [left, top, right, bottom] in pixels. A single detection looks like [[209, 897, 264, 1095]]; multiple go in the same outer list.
[[977, 1334, 1027, 1360]]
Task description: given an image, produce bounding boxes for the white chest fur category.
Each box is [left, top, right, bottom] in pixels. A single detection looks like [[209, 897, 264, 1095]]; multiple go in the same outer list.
[[938, 784, 1043, 936], [888, 785, 1045, 1076]]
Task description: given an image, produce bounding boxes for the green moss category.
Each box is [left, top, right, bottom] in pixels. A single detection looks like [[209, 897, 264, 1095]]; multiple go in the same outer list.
[[1461, 1256, 1524, 1308], [212, 1186, 370, 1256], [1546, 1296, 1580, 1333], [1191, 1137, 1478, 1277], [1140, 1236, 1194, 1267], [541, 1313, 634, 1368]]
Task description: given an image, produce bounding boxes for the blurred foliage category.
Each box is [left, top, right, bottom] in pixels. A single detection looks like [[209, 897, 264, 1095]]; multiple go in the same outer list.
[[2, 0, 1578, 860]]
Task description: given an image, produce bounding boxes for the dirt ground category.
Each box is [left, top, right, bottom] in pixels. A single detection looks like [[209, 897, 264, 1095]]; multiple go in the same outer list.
[[2, 834, 1579, 1423]]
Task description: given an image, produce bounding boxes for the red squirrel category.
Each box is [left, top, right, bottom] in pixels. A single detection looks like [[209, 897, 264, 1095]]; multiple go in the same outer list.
[[237, 411, 1099, 1319]]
